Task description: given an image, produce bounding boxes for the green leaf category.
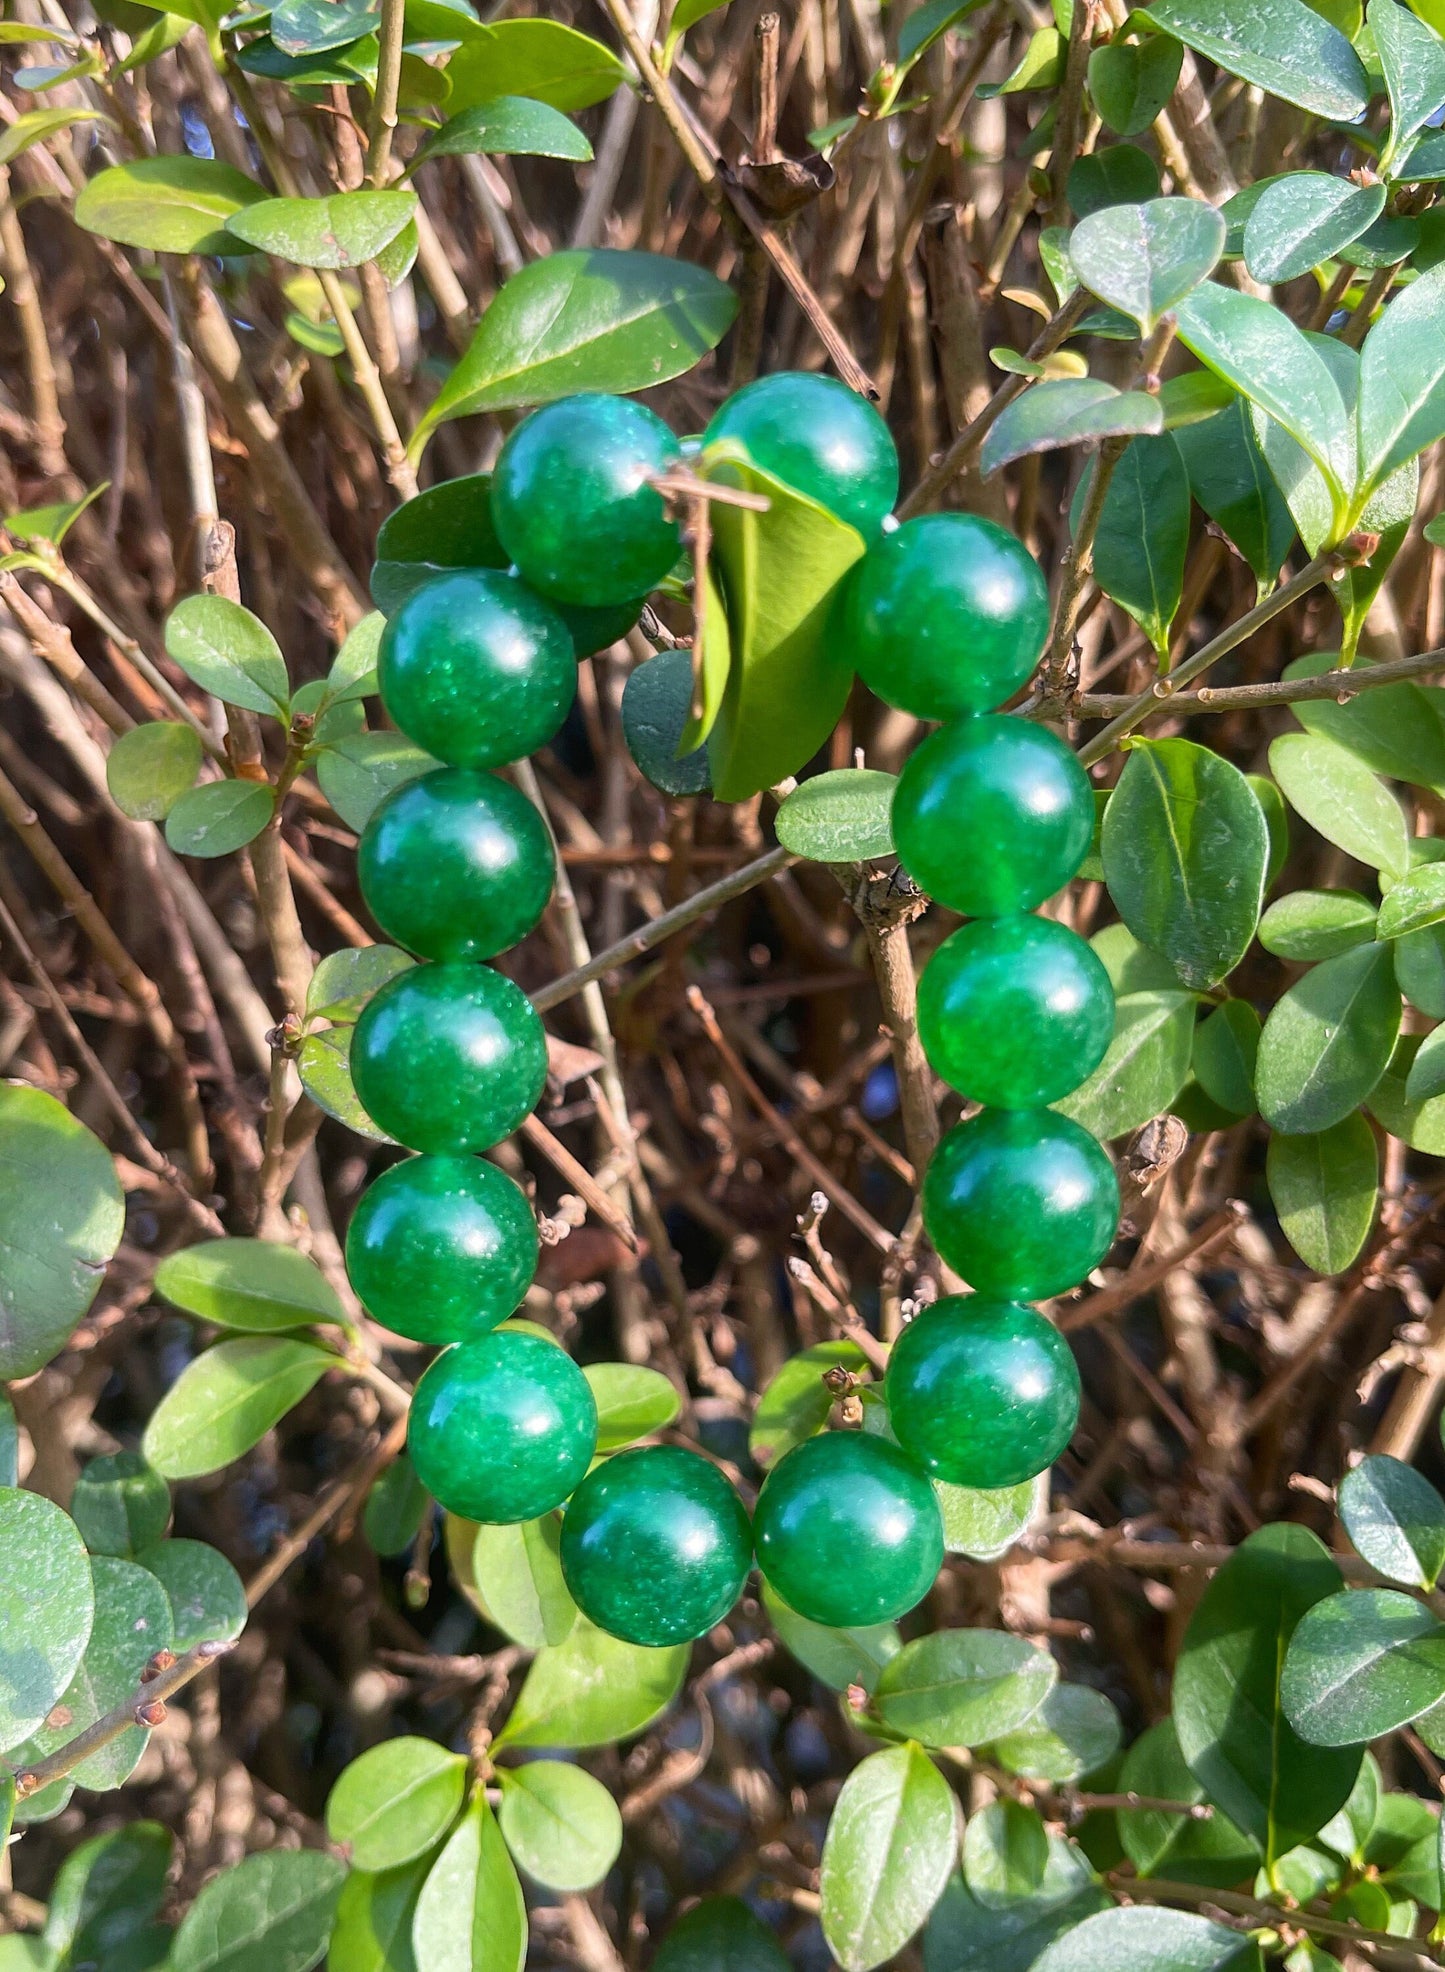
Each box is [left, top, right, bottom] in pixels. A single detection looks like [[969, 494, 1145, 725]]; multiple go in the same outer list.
[[156, 1237, 345, 1334], [1066, 145, 1163, 224], [1378, 863, 1445, 940], [328, 1859, 425, 1972], [978, 25, 1062, 96], [496, 1761, 622, 1891], [317, 731, 436, 831], [750, 1341, 869, 1468], [4, 479, 109, 547], [980, 379, 1163, 476], [963, 1799, 1048, 1909], [410, 1796, 526, 1972], [1138, 0, 1369, 116], [1174, 1524, 1360, 1864], [363, 1454, 429, 1557], [820, 1742, 958, 1972], [0, 1394, 16, 1490], [71, 1450, 170, 1557], [1370, 1030, 1445, 1147], [1102, 738, 1269, 990], [776, 769, 897, 863], [413, 249, 736, 451], [1282, 1587, 1445, 1745], [0, 1085, 124, 1379], [0, 105, 109, 165], [106, 721, 203, 822], [584, 1362, 681, 1451], [164, 779, 275, 859], [0, 1485, 93, 1751], [652, 1897, 790, 1972], [445, 18, 629, 112], [1256, 942, 1401, 1133], [872, 1629, 1055, 1748], [1374, 0, 1445, 171], [165, 593, 289, 717], [1358, 263, 1445, 493], [411, 96, 593, 167], [1091, 921, 1190, 993], [1070, 197, 1225, 335], [370, 474, 506, 614], [41, 1820, 170, 1968], [74, 156, 266, 253], [1259, 889, 1378, 960], [1269, 731, 1409, 876], [270, 0, 374, 51], [1339, 1455, 1445, 1590], [1394, 927, 1445, 1017], [305, 945, 414, 1023], [137, 1537, 247, 1652], [1405, 1020, 1445, 1100], [1267, 1113, 1378, 1273], [170, 1850, 345, 1972], [298, 1025, 387, 1140], [1283, 653, 1445, 791], [896, 0, 988, 68], [1088, 434, 1189, 655], [1243, 174, 1386, 284], [1055, 989, 1196, 1139], [695, 451, 866, 801], [1118, 1717, 1261, 1885], [990, 1683, 1123, 1785], [924, 1839, 1109, 1972], [1030, 1905, 1264, 1972], [1088, 31, 1184, 134], [495, 1614, 688, 1749], [327, 1736, 468, 1870], [619, 650, 711, 796], [761, 1579, 900, 1693], [323, 611, 384, 705], [1174, 399, 1296, 591], [472, 1516, 577, 1649], [934, 1479, 1033, 1561], [1193, 1001, 1259, 1115], [142, 1335, 336, 1480], [225, 190, 417, 268]]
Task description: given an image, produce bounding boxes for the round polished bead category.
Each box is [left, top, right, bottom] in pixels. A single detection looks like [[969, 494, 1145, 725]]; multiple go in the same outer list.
[[492, 394, 682, 606], [842, 514, 1050, 718], [378, 569, 575, 769], [753, 1430, 943, 1629], [892, 715, 1095, 918], [917, 915, 1114, 1108], [703, 372, 899, 536], [346, 1154, 538, 1344], [886, 1297, 1081, 1489], [560, 1445, 753, 1646], [408, 1331, 597, 1524], [351, 962, 547, 1154], [923, 1109, 1119, 1301], [358, 768, 554, 964]]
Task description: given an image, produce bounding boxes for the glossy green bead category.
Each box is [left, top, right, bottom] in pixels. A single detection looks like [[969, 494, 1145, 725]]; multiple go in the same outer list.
[[408, 1331, 597, 1524], [378, 569, 575, 769], [703, 372, 899, 535], [893, 715, 1094, 918], [885, 1296, 1081, 1489], [358, 768, 554, 963], [923, 1108, 1119, 1301], [753, 1430, 943, 1629], [918, 915, 1114, 1109], [345, 1154, 538, 1344], [843, 514, 1050, 718], [492, 394, 682, 606], [560, 1445, 753, 1646], [351, 962, 547, 1154]]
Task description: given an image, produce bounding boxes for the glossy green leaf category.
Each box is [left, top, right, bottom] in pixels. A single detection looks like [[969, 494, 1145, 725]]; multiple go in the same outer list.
[[924, 1838, 1109, 1972], [298, 1026, 387, 1140], [444, 18, 629, 112], [71, 1450, 169, 1557], [1393, 926, 1445, 1017], [980, 379, 1163, 476], [1282, 1588, 1445, 1745], [225, 189, 416, 268], [619, 649, 711, 796], [165, 594, 288, 716], [472, 1516, 577, 1649], [979, 25, 1062, 96], [1139, 0, 1369, 116], [820, 1742, 958, 1972], [40, 1820, 169, 1966], [963, 1800, 1047, 1909], [1088, 31, 1184, 134], [584, 1362, 681, 1451], [1071, 197, 1225, 335], [1266, 1112, 1378, 1273], [327, 1736, 468, 1870], [370, 473, 506, 614], [750, 1340, 869, 1468], [1192, 1001, 1259, 1116], [0, 1485, 93, 1752], [1118, 1717, 1260, 1885], [1086, 434, 1189, 655], [761, 1580, 900, 1693], [1256, 942, 1400, 1133], [1358, 263, 1445, 492], [934, 1478, 1033, 1560], [324, 611, 384, 704], [990, 1683, 1122, 1785], [1066, 144, 1163, 222], [74, 156, 265, 254], [496, 1760, 622, 1891], [317, 731, 436, 832], [0, 1084, 125, 1379], [411, 1796, 526, 1972], [164, 779, 275, 859], [1259, 889, 1378, 960], [1370, 1031, 1445, 1148], [1405, 1020, 1445, 1101], [495, 1614, 688, 1749], [142, 1335, 336, 1480], [270, 0, 374, 52], [1030, 1905, 1264, 1972], [1174, 399, 1296, 590], [1283, 655, 1445, 792], [328, 1859, 425, 1972], [305, 945, 414, 1024], [1243, 174, 1385, 285], [156, 1237, 345, 1334], [0, 104, 110, 164], [1174, 1523, 1359, 1864], [1091, 921, 1190, 993], [170, 1850, 345, 1972], [653, 1897, 791, 1972], [5, 479, 108, 546], [1269, 732, 1409, 876], [872, 1629, 1055, 1748], [1055, 989, 1196, 1140], [1378, 864, 1445, 941], [776, 770, 897, 863], [1339, 1455, 1445, 1590], [411, 96, 592, 167], [106, 721, 203, 822], [1375, 0, 1445, 172], [138, 1537, 247, 1652], [412, 249, 736, 451], [363, 1454, 429, 1558]]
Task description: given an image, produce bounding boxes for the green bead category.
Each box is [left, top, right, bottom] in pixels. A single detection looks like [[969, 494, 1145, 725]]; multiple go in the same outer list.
[[753, 1431, 943, 1629], [560, 1445, 753, 1646], [408, 1331, 597, 1524], [885, 1296, 1081, 1489], [346, 1154, 538, 1344], [492, 394, 682, 606], [893, 716, 1094, 917], [378, 569, 575, 769], [703, 372, 899, 535], [923, 1109, 1119, 1301], [918, 915, 1114, 1108], [351, 962, 547, 1154], [358, 767, 554, 963], [843, 514, 1050, 718]]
